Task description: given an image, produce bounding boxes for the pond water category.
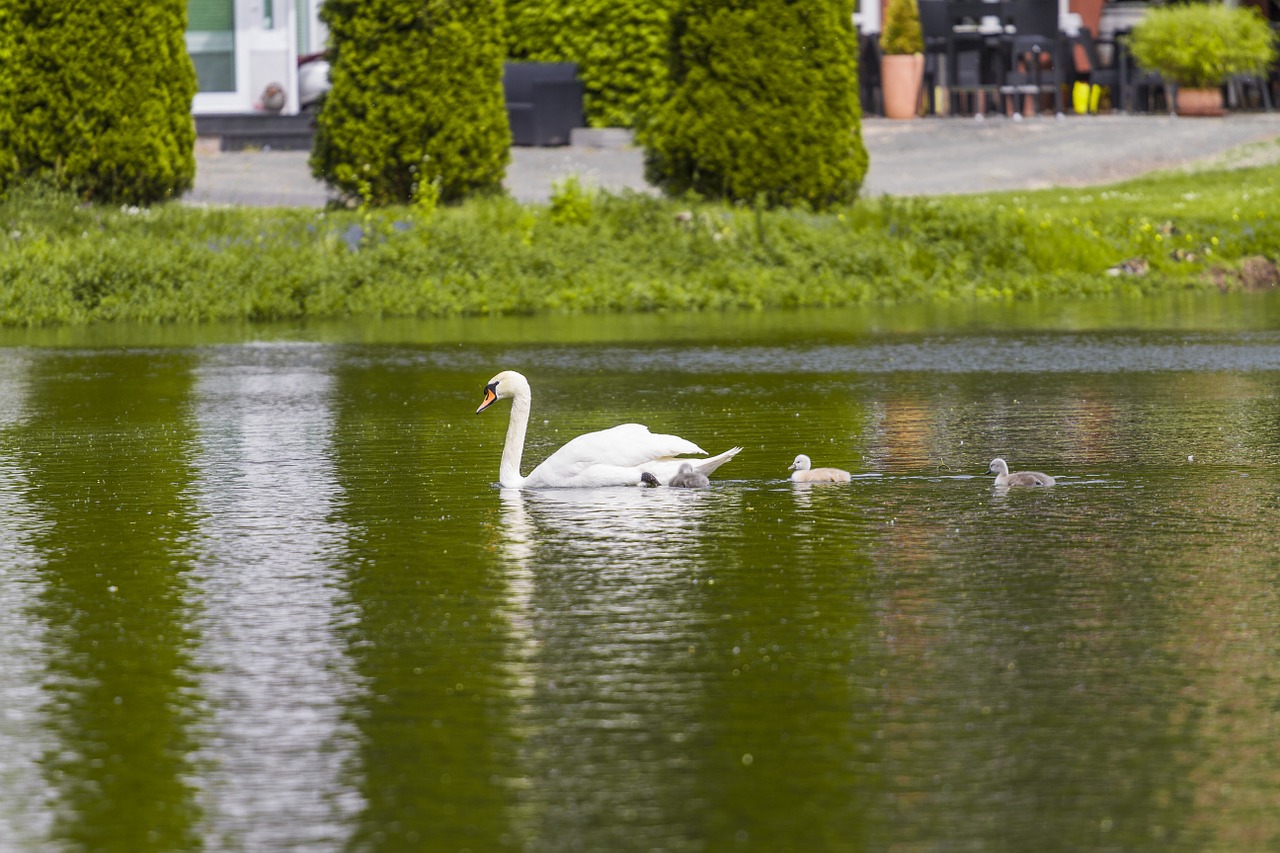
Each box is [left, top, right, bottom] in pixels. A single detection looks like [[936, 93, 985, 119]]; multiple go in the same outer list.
[[0, 295, 1278, 852]]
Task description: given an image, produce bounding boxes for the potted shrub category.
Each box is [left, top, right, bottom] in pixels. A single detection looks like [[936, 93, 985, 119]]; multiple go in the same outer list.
[[1127, 3, 1279, 116], [879, 0, 925, 119]]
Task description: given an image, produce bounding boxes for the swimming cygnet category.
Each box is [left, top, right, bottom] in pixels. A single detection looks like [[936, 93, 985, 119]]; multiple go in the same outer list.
[[788, 454, 852, 483], [668, 462, 710, 489], [986, 458, 1056, 487]]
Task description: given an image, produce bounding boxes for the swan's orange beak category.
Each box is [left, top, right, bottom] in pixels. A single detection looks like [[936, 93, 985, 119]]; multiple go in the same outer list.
[[476, 384, 498, 414]]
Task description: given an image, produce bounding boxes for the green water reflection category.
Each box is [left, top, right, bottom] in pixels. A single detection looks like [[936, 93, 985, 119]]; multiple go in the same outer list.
[[332, 357, 523, 850], [21, 351, 202, 851], [0, 297, 1276, 851]]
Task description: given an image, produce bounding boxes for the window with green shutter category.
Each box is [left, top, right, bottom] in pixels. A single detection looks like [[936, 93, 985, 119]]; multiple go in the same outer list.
[[187, 0, 236, 92]]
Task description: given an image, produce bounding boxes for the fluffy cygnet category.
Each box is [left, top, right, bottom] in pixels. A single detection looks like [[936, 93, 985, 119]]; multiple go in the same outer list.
[[788, 454, 852, 483], [986, 458, 1056, 487], [669, 462, 710, 489]]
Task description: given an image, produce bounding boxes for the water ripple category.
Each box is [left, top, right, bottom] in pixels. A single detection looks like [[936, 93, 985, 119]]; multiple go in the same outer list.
[[505, 335, 1280, 374]]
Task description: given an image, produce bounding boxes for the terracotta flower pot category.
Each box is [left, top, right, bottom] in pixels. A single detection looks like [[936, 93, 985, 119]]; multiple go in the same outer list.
[[1175, 87, 1225, 117], [881, 53, 925, 120]]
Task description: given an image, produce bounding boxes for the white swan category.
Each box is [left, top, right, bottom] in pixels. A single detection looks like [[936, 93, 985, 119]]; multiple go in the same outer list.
[[986, 458, 1056, 487], [788, 454, 852, 483], [476, 370, 742, 488]]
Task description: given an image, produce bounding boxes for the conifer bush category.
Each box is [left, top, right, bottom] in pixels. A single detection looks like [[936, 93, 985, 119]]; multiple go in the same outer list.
[[506, 0, 677, 128], [880, 0, 924, 56], [311, 0, 510, 206], [0, 0, 196, 205], [640, 0, 869, 210]]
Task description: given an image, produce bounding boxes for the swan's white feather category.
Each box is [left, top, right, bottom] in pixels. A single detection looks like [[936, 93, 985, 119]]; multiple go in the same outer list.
[[525, 423, 704, 485], [522, 424, 712, 488], [643, 446, 742, 486]]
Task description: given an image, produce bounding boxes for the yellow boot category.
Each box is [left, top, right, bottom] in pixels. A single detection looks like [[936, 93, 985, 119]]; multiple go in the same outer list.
[[1073, 81, 1090, 114]]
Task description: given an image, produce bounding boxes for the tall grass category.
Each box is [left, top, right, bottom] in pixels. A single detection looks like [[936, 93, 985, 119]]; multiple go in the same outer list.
[[0, 158, 1275, 327]]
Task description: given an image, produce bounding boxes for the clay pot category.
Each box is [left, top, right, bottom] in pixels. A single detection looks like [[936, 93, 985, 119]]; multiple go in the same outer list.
[[1175, 87, 1225, 117], [881, 53, 925, 120]]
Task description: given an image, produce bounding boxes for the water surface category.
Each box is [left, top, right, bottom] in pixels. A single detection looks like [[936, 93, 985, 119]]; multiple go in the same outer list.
[[0, 295, 1277, 851]]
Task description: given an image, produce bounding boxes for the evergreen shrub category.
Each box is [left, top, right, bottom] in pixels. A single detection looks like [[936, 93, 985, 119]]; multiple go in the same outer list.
[[0, 0, 196, 205], [880, 0, 924, 55], [311, 0, 510, 207], [506, 0, 677, 128], [640, 0, 869, 210]]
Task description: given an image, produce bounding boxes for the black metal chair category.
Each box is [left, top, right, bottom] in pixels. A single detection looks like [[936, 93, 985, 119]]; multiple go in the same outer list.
[[1271, 23, 1280, 110], [918, 0, 952, 115], [999, 0, 1066, 116], [858, 32, 884, 117], [1113, 31, 1170, 113], [1226, 73, 1274, 112], [943, 0, 1007, 116], [502, 62, 585, 146]]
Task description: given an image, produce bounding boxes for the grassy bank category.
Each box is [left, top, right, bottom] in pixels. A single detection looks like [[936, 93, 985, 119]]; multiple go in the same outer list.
[[1, 156, 1277, 326]]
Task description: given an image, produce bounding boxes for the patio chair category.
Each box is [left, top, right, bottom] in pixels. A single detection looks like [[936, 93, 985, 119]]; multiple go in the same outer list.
[[1226, 73, 1273, 112], [502, 62, 585, 146], [943, 0, 1007, 116], [1272, 24, 1280, 109], [999, 0, 1066, 116], [859, 32, 884, 117], [918, 0, 952, 114], [1114, 32, 1170, 113]]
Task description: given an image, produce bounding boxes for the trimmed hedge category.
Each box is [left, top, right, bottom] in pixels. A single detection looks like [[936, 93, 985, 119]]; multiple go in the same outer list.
[[506, 0, 678, 128], [640, 0, 869, 210], [0, 0, 196, 205], [311, 0, 510, 206]]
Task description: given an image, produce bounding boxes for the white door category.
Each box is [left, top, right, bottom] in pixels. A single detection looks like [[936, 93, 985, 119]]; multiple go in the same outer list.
[[189, 0, 298, 114]]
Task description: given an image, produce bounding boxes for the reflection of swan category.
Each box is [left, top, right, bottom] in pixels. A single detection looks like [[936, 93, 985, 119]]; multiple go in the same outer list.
[[669, 462, 710, 489], [499, 485, 731, 564], [476, 370, 741, 488], [496, 487, 723, 586], [788, 454, 852, 483], [494, 485, 723, 844], [986, 457, 1056, 487]]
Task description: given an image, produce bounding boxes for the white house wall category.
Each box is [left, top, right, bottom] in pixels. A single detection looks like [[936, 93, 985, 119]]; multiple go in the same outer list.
[[191, 0, 326, 116]]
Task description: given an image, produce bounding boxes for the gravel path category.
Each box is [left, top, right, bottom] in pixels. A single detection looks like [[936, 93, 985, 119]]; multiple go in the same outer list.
[[186, 113, 1280, 208]]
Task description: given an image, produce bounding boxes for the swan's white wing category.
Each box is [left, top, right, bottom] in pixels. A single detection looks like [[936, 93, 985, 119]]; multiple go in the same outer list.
[[555, 423, 707, 467], [645, 446, 743, 485], [524, 423, 707, 487]]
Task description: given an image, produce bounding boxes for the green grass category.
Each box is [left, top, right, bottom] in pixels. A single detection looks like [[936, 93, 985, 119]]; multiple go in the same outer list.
[[0, 155, 1276, 327]]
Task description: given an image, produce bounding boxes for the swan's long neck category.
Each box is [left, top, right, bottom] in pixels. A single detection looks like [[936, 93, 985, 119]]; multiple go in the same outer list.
[[500, 389, 531, 489]]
